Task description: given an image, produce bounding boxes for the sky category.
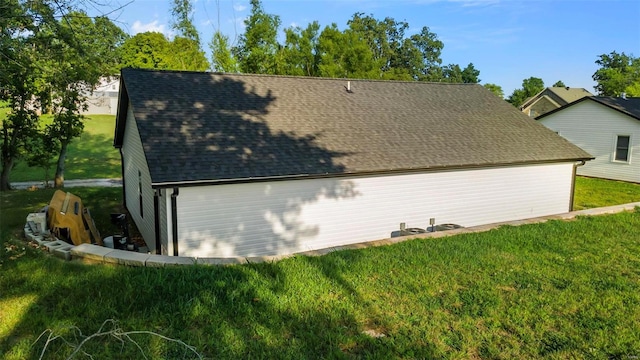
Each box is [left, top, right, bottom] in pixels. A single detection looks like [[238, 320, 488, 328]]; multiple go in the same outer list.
[[95, 0, 640, 96]]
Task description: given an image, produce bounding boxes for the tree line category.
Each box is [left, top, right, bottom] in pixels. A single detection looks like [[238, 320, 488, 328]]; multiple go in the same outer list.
[[1, 0, 639, 191]]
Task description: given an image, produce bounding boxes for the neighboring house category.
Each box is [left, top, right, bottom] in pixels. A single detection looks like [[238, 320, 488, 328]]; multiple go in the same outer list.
[[537, 96, 640, 183], [82, 76, 120, 115], [114, 68, 592, 258], [520, 87, 592, 118]]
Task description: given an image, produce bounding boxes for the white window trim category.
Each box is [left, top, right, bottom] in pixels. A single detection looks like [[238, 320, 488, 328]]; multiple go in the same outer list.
[[612, 134, 632, 164]]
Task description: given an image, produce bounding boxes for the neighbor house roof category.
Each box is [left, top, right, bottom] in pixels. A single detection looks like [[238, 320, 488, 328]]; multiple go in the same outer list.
[[520, 87, 593, 110], [114, 68, 592, 186], [536, 96, 640, 121]]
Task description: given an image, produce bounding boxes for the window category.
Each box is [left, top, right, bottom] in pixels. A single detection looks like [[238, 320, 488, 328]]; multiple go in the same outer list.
[[138, 170, 144, 218], [614, 135, 631, 162]]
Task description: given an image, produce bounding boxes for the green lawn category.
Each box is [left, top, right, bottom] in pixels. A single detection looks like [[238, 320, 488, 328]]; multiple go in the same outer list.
[[8, 115, 121, 182], [574, 176, 640, 210], [1, 182, 640, 359]]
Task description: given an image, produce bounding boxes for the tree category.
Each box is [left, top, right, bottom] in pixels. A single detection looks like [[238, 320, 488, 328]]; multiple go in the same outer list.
[[25, 127, 58, 187], [552, 80, 566, 87], [316, 24, 379, 79], [507, 77, 544, 108], [120, 32, 173, 69], [170, 0, 209, 71], [592, 51, 640, 96], [461, 63, 481, 83], [1, 1, 54, 190], [210, 31, 238, 72], [483, 83, 504, 99], [280, 22, 321, 77], [232, 0, 282, 74]]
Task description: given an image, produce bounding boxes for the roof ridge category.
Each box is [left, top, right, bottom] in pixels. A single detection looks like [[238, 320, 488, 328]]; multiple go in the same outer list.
[[120, 67, 480, 86]]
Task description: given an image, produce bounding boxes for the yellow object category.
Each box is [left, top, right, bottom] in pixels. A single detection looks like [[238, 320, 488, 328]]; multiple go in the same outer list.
[[47, 190, 101, 245]]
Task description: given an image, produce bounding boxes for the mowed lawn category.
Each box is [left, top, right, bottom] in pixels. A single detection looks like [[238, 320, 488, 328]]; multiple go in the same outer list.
[[8, 115, 121, 182], [1, 180, 640, 359]]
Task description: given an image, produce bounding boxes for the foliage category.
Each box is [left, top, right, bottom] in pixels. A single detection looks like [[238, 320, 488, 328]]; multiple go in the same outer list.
[[210, 31, 238, 72], [170, 0, 209, 71], [507, 77, 545, 107], [592, 51, 640, 96], [483, 83, 504, 99], [1, 184, 640, 358], [120, 32, 173, 70], [553, 80, 566, 87], [280, 22, 322, 77], [232, 0, 282, 74], [24, 128, 58, 187]]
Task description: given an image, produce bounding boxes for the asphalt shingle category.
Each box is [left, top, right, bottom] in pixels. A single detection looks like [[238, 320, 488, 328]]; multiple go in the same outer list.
[[115, 68, 592, 185]]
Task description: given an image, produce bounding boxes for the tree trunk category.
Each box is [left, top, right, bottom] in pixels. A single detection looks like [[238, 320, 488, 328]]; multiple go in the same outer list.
[[0, 159, 14, 191], [54, 142, 68, 188]]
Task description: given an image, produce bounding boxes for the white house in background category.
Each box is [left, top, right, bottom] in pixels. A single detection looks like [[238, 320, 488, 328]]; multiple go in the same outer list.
[[82, 76, 120, 115], [537, 96, 640, 183], [114, 68, 592, 258]]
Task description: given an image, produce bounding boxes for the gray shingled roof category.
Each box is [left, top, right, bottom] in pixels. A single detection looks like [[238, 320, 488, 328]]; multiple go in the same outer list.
[[114, 68, 592, 186]]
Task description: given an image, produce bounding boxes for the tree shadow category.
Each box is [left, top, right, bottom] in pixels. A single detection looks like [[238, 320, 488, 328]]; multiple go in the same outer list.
[[124, 71, 359, 256]]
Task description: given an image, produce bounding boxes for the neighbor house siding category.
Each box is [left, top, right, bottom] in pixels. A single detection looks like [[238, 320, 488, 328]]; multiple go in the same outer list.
[[121, 106, 156, 252], [539, 101, 640, 182], [174, 163, 575, 258]]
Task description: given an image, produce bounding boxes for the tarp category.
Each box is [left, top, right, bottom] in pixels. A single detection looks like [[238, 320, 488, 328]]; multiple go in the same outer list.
[[47, 190, 101, 246]]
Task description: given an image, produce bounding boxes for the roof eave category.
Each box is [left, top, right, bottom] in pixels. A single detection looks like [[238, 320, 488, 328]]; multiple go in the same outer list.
[[150, 158, 594, 189]]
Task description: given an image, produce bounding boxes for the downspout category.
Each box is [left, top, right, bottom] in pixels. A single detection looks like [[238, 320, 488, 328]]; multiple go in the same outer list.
[[154, 189, 161, 254], [171, 187, 179, 256], [569, 160, 586, 211], [119, 148, 126, 208]]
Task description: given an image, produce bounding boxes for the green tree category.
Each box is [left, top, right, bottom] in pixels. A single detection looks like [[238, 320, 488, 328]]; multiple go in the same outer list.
[[120, 32, 173, 69], [232, 0, 282, 74], [1, 1, 53, 190], [553, 80, 566, 87], [210, 31, 238, 72], [280, 21, 321, 76], [170, 0, 209, 71], [316, 24, 379, 79], [483, 83, 504, 99], [45, 11, 122, 187], [592, 51, 640, 96], [508, 77, 544, 107]]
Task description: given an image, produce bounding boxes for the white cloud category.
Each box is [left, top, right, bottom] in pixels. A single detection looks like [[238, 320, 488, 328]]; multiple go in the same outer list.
[[131, 20, 170, 35], [233, 4, 247, 12]]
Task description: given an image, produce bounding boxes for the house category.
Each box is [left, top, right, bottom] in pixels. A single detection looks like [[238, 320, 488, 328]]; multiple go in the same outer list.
[[82, 76, 120, 115], [114, 68, 592, 258], [537, 96, 640, 183], [520, 87, 592, 118]]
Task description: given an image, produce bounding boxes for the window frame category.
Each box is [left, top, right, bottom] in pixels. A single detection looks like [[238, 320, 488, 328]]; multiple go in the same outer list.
[[612, 134, 632, 163]]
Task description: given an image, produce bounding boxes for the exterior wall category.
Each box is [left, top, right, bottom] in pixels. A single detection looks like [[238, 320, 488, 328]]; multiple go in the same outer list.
[[539, 101, 640, 182], [173, 163, 575, 258], [121, 106, 157, 252], [523, 96, 560, 118]]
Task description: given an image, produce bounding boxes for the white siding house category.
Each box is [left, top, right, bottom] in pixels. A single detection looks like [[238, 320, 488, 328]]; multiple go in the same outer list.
[[537, 97, 640, 183], [83, 77, 120, 115], [115, 69, 592, 258]]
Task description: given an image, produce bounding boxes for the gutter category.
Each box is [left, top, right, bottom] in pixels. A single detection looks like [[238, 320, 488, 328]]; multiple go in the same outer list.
[[150, 158, 594, 189], [569, 160, 587, 211], [171, 187, 179, 256], [119, 148, 127, 208]]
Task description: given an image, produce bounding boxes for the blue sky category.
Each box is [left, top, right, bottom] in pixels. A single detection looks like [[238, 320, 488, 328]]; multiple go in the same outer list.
[[101, 0, 640, 96]]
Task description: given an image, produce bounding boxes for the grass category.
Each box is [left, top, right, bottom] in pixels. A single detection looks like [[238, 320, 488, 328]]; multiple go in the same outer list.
[[1, 181, 640, 359], [574, 176, 640, 210], [7, 115, 121, 182]]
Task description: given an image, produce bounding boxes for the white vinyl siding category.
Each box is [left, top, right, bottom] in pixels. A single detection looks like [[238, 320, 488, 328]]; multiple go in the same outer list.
[[121, 106, 156, 252], [539, 100, 640, 182], [175, 163, 574, 258]]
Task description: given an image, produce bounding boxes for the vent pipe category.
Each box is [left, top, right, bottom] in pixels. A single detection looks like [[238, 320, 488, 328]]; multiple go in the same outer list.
[[347, 81, 351, 92]]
